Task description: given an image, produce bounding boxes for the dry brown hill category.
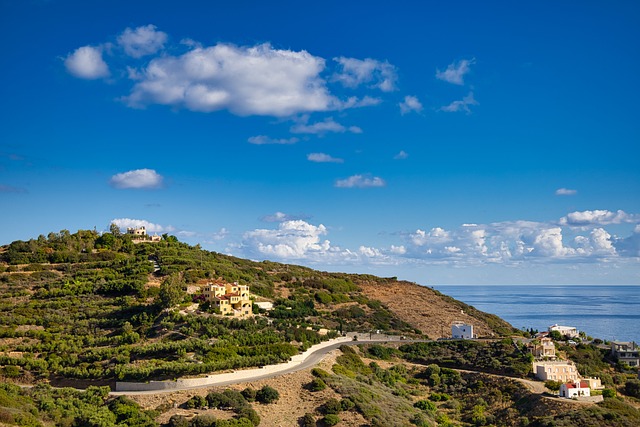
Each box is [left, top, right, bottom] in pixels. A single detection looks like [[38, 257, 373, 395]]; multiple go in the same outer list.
[[357, 279, 515, 339]]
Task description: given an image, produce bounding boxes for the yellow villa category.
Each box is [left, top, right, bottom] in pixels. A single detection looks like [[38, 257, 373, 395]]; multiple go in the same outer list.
[[202, 280, 252, 317]]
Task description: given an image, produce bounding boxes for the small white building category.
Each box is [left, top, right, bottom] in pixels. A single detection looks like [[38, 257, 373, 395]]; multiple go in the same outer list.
[[560, 380, 590, 398], [548, 324, 579, 338], [254, 301, 273, 311], [451, 322, 475, 339]]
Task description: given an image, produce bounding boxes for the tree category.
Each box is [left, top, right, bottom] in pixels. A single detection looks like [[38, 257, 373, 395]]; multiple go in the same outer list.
[[158, 274, 186, 309], [110, 223, 122, 236], [625, 379, 640, 398]]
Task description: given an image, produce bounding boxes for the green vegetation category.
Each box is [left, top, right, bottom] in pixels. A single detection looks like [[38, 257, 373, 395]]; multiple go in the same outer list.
[[1, 229, 638, 426], [0, 383, 156, 427], [399, 339, 533, 377], [0, 229, 416, 384]]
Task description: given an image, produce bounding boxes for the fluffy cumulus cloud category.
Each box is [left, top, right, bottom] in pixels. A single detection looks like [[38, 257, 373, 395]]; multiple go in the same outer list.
[[241, 220, 333, 259], [109, 168, 163, 189], [335, 174, 386, 188], [436, 58, 475, 85], [229, 211, 639, 270], [397, 213, 639, 264], [307, 153, 343, 163], [332, 57, 397, 92], [64, 46, 109, 79], [118, 24, 167, 58], [65, 26, 399, 125], [124, 42, 339, 116], [555, 188, 577, 196], [248, 135, 299, 145], [110, 218, 173, 233], [440, 92, 478, 113], [559, 209, 639, 226], [399, 95, 423, 115], [291, 117, 362, 135]]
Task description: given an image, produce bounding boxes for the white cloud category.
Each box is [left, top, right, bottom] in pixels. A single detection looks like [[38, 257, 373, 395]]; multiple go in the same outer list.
[[410, 227, 452, 246], [124, 43, 337, 117], [248, 135, 299, 145], [399, 95, 423, 115], [226, 211, 639, 273], [394, 150, 408, 160], [531, 227, 570, 257], [436, 58, 475, 85], [64, 46, 109, 79], [555, 188, 577, 196], [291, 117, 362, 135], [390, 245, 406, 255], [333, 57, 397, 92], [261, 212, 310, 223], [241, 220, 332, 259], [559, 209, 639, 226], [439, 92, 478, 113], [335, 174, 386, 188], [117, 24, 167, 58], [109, 168, 163, 189], [307, 153, 344, 163], [110, 218, 173, 233]]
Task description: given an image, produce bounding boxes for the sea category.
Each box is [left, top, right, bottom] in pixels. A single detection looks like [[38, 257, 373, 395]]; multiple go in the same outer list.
[[432, 284, 640, 343]]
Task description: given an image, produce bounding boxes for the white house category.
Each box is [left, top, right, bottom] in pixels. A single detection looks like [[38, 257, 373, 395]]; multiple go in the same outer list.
[[451, 322, 475, 339], [548, 324, 579, 338], [560, 380, 590, 398]]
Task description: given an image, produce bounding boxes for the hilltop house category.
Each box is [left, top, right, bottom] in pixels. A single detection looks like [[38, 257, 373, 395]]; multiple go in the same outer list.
[[202, 280, 252, 317], [126, 226, 161, 242], [548, 324, 579, 339], [611, 341, 639, 367], [560, 380, 591, 398], [529, 337, 556, 359], [451, 322, 475, 339], [533, 360, 579, 382]]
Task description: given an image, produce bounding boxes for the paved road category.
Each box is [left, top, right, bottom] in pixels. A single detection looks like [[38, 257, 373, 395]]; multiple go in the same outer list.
[[112, 335, 414, 395]]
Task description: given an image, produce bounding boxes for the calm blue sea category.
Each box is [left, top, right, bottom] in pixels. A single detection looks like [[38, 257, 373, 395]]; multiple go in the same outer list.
[[432, 285, 640, 343]]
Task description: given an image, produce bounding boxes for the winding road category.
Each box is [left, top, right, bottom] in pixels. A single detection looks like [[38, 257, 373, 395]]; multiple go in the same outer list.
[[112, 334, 412, 395]]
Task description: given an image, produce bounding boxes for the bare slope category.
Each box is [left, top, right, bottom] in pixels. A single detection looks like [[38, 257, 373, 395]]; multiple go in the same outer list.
[[357, 279, 515, 339]]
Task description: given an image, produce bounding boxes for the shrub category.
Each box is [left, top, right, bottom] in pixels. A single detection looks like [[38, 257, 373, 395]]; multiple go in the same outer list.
[[545, 380, 562, 391], [241, 387, 257, 402], [309, 378, 327, 392], [414, 399, 436, 413], [625, 379, 640, 398], [322, 414, 340, 426], [299, 413, 316, 427], [236, 407, 260, 426], [168, 415, 189, 427], [322, 398, 342, 415], [340, 398, 355, 411], [311, 368, 330, 379], [429, 392, 451, 401], [602, 388, 616, 398], [256, 385, 279, 404]]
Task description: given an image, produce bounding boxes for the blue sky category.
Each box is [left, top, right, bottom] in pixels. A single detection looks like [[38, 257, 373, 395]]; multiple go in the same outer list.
[[1, 0, 639, 284]]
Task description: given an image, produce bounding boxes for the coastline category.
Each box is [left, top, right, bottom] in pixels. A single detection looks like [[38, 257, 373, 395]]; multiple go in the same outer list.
[[433, 284, 640, 343]]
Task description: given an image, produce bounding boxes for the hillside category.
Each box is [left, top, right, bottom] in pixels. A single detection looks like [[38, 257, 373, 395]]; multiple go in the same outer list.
[[0, 229, 516, 384], [1, 229, 639, 426]]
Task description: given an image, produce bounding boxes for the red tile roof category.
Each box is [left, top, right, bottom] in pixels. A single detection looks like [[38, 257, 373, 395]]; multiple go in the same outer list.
[[565, 381, 589, 389]]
